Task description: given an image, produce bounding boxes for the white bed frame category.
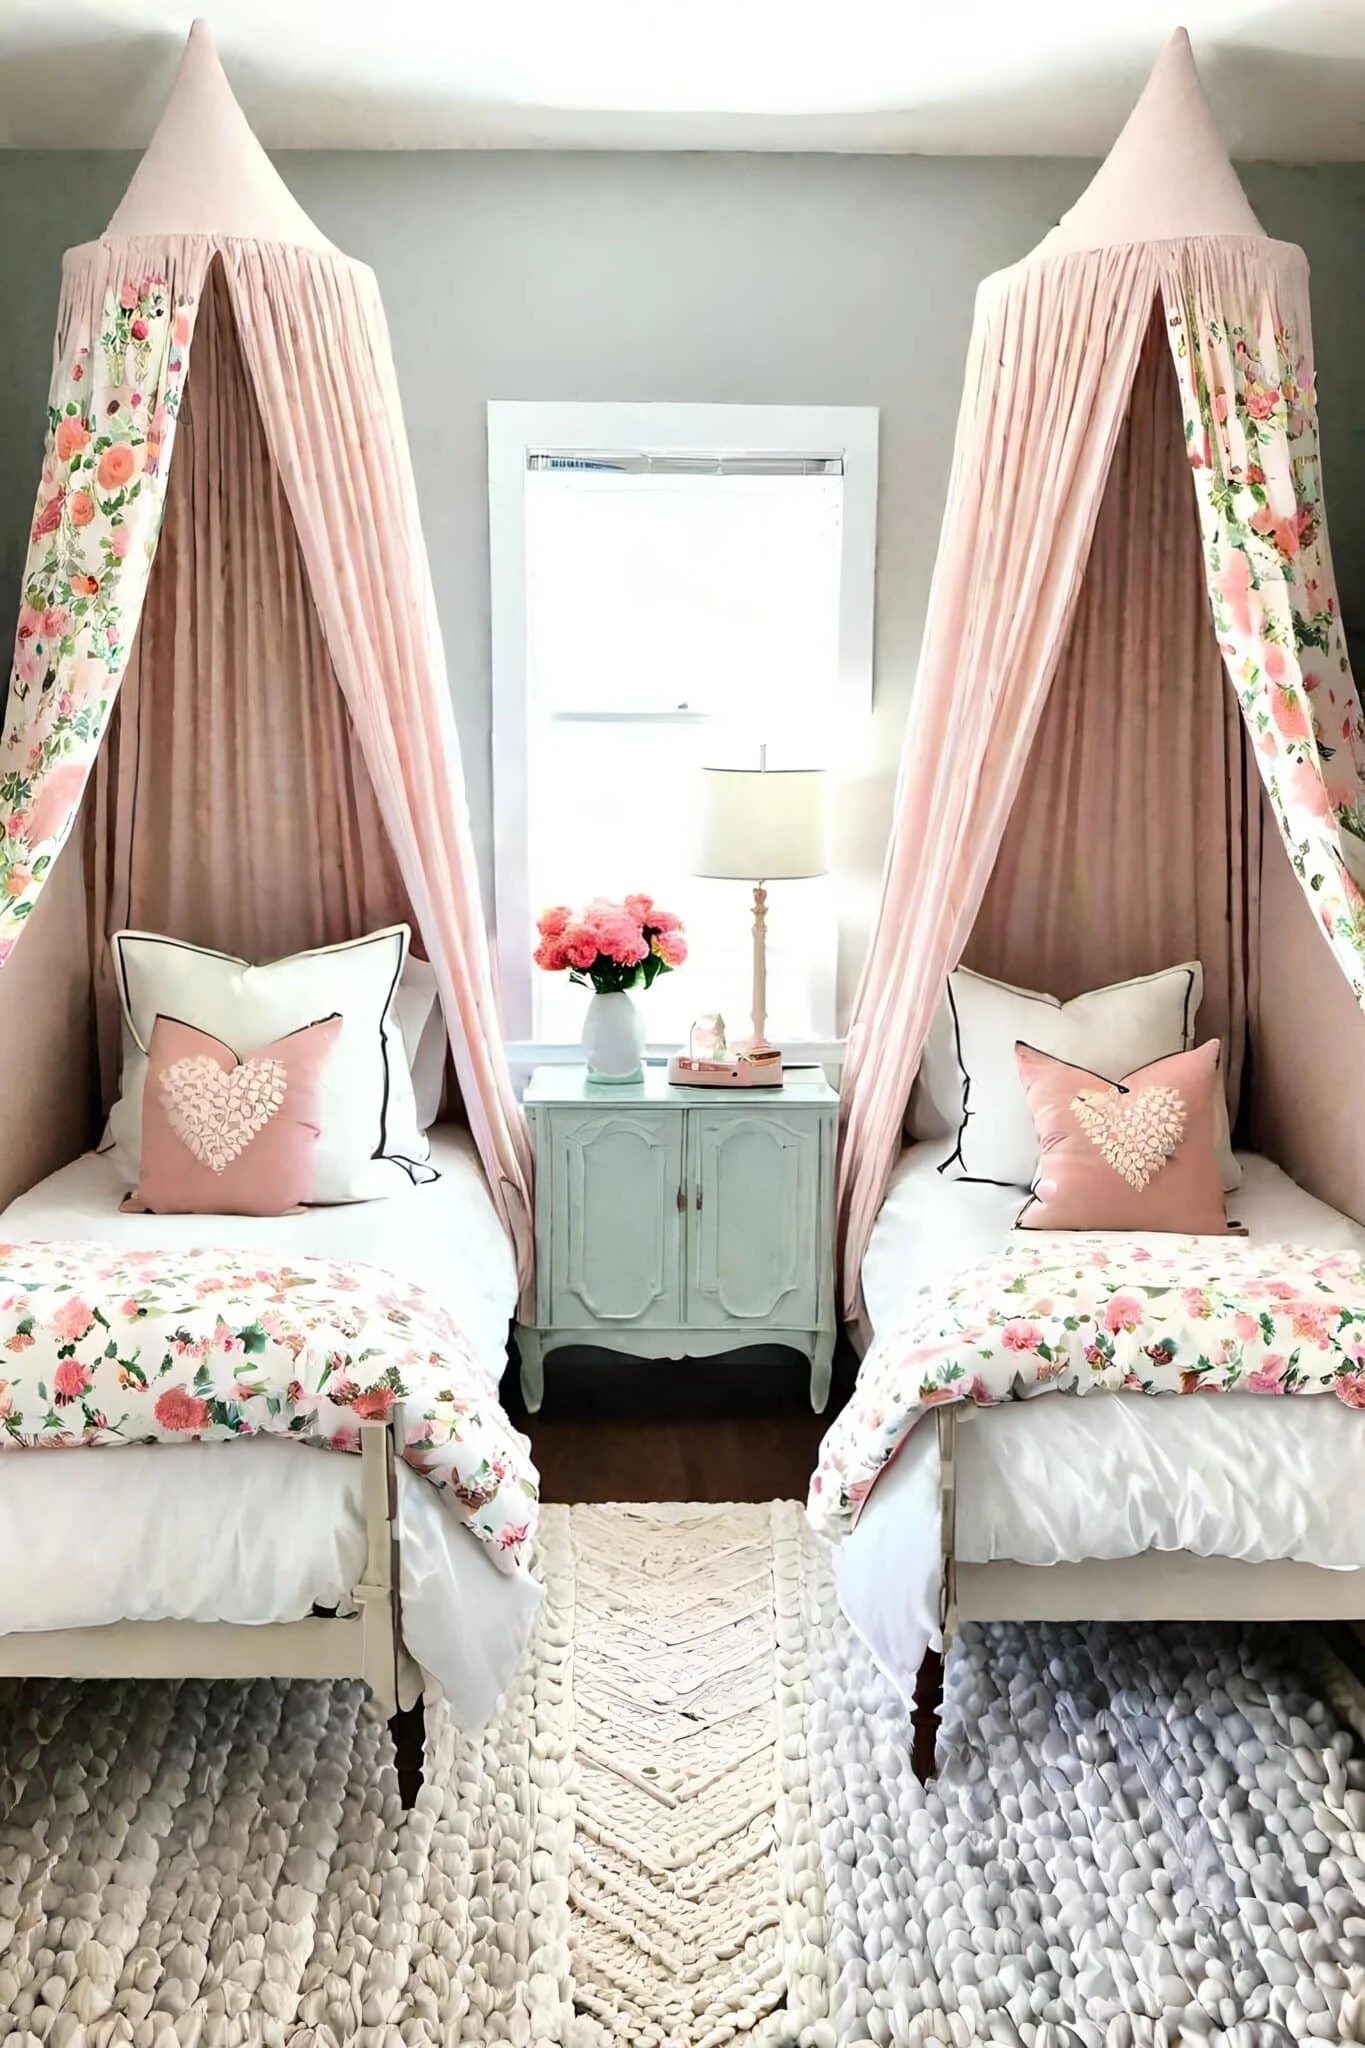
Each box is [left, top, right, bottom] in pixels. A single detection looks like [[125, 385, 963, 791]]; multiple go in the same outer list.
[[913, 1405, 1365, 1773], [0, 1420, 425, 1777]]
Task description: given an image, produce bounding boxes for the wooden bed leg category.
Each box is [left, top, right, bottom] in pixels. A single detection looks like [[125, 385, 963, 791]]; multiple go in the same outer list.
[[911, 1646, 944, 1783], [390, 1698, 426, 1809], [910, 1406, 958, 1782]]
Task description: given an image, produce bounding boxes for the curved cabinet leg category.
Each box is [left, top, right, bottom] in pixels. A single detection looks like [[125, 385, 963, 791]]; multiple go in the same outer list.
[[809, 1330, 835, 1414], [516, 1326, 545, 1414]]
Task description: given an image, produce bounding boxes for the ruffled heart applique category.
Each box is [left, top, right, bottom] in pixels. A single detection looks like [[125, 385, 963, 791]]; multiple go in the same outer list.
[[1070, 1084, 1187, 1191], [158, 1054, 288, 1173]]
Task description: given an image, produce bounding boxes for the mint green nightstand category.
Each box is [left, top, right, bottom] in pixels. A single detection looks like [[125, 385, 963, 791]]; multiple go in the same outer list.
[[515, 1064, 838, 1414]]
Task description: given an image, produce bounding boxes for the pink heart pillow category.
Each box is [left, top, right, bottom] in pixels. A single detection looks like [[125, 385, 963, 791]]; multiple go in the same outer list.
[[1014, 1037, 1229, 1234], [125, 1013, 342, 1216]]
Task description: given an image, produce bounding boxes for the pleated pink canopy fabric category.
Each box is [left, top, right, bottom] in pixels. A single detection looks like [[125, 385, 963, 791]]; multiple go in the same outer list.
[[86, 260, 418, 1101], [0, 22, 534, 1290], [838, 30, 1365, 1324]]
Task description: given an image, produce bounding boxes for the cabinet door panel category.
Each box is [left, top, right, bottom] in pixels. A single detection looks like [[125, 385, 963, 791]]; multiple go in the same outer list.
[[549, 1109, 683, 1327], [687, 1110, 820, 1328]]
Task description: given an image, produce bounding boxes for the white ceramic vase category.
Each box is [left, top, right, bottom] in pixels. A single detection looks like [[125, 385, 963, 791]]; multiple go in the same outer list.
[[582, 989, 645, 1083]]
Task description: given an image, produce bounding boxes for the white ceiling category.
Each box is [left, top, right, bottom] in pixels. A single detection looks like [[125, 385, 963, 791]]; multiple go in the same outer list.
[[1, 0, 1362, 157]]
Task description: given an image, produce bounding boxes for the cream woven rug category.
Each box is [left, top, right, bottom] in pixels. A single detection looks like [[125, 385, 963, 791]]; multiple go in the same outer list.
[[1, 1501, 1364, 2046]]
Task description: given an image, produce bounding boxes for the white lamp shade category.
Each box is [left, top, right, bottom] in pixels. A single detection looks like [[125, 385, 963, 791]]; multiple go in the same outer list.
[[694, 767, 828, 882]]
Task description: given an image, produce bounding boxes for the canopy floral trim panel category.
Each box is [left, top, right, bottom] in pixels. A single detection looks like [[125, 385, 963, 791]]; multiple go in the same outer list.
[[1165, 284, 1365, 1000], [0, 1239, 539, 1569], [0, 274, 196, 958], [808, 1233, 1365, 1542]]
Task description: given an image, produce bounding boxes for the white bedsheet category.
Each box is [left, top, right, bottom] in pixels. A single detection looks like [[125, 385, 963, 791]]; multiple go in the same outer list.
[[3, 1127, 515, 1381], [861, 1140, 1365, 1340], [0, 1441, 540, 1726], [843, 1147, 1365, 1698], [0, 1130, 535, 1726]]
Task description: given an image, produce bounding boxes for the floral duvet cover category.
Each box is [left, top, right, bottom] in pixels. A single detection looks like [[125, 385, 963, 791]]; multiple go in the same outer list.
[[809, 1235, 1365, 1542], [0, 1240, 538, 1569]]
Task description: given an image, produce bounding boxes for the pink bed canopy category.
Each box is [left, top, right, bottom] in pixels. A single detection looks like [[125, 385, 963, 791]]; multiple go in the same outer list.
[[838, 30, 1365, 1322], [0, 22, 533, 1287]]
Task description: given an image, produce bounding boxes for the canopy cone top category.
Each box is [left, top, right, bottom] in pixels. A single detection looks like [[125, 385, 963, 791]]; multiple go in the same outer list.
[[1034, 28, 1263, 258], [104, 19, 333, 250]]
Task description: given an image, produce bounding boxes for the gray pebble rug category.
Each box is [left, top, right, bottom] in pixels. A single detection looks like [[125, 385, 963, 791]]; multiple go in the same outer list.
[[0, 1502, 1363, 2047]]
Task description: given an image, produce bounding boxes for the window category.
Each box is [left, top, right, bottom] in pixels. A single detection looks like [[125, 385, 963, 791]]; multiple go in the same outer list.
[[488, 403, 878, 1051]]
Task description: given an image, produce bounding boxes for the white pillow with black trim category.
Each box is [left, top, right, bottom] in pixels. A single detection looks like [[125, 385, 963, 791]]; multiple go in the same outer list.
[[910, 960, 1241, 1192], [392, 954, 446, 1129], [105, 926, 433, 1203]]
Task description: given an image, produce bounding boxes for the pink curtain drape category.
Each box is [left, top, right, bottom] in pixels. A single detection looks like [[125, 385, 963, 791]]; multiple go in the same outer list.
[[839, 236, 1364, 1324], [0, 21, 528, 1289], [967, 308, 1260, 1119], [836, 245, 1160, 1320], [212, 241, 534, 1291], [88, 262, 413, 1103], [1, 231, 533, 1293]]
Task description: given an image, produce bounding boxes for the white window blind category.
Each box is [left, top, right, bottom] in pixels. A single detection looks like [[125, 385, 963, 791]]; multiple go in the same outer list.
[[488, 403, 879, 1049]]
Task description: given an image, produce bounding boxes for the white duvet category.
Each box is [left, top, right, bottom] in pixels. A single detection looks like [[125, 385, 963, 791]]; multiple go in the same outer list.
[[843, 1145, 1365, 1699], [0, 1128, 538, 1726]]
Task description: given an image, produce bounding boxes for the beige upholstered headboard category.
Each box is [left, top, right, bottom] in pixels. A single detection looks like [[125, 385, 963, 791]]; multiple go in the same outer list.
[[0, 838, 94, 1209], [1244, 789, 1365, 1224]]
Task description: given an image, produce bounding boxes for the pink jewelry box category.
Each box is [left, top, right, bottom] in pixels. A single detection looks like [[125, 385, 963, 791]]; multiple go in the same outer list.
[[666, 1051, 784, 1088]]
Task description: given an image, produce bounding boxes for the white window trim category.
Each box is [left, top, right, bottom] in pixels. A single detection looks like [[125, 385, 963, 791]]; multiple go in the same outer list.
[[488, 399, 879, 1046]]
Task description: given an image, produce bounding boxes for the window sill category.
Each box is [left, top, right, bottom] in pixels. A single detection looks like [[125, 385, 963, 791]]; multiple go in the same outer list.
[[505, 1039, 846, 1083]]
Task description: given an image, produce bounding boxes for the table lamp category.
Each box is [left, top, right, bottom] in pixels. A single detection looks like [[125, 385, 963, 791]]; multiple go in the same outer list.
[[694, 749, 829, 1050]]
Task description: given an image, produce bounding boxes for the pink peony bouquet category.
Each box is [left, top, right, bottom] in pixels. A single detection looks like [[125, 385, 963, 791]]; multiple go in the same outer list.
[[534, 895, 687, 994]]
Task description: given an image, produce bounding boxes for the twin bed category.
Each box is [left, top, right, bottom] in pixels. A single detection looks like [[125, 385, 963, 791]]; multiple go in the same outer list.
[[0, 1125, 539, 1796], [0, 28, 550, 1814], [835, 1138, 1365, 1770]]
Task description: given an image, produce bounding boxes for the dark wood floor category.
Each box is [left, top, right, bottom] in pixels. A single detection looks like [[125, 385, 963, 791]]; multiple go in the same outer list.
[[501, 1343, 856, 1504]]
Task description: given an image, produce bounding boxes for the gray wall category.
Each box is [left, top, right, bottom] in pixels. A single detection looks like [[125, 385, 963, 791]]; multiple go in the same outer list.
[[0, 151, 1361, 948]]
